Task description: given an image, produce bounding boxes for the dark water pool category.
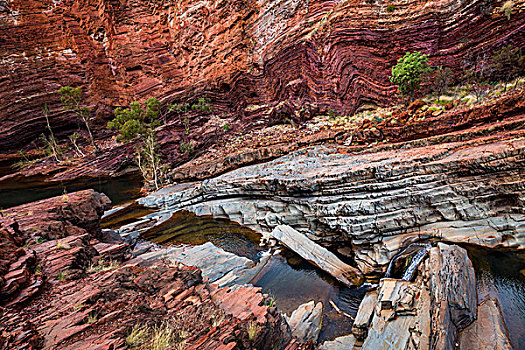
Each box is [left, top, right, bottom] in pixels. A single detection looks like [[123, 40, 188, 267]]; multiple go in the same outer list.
[[466, 246, 525, 349], [0, 173, 143, 209], [140, 210, 366, 342], [105, 206, 525, 345]]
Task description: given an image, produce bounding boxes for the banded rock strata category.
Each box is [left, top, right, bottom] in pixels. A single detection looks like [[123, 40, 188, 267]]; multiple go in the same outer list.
[[1, 0, 524, 151], [141, 131, 525, 274], [0, 190, 297, 349]]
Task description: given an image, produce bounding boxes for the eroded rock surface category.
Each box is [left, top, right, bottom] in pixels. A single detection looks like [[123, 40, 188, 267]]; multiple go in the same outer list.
[[141, 132, 525, 274], [285, 300, 323, 343], [458, 298, 512, 350], [0, 191, 297, 349], [356, 244, 478, 350]]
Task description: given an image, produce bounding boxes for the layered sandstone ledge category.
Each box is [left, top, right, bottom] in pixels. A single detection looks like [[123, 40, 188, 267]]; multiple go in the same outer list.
[[140, 124, 525, 275], [0, 191, 297, 350]]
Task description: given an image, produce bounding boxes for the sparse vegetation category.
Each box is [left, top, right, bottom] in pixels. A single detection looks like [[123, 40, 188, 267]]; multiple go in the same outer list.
[[247, 320, 259, 341], [69, 132, 85, 157], [86, 311, 98, 324], [179, 141, 194, 154], [41, 103, 62, 162], [431, 66, 455, 102], [73, 304, 85, 311], [463, 51, 491, 102], [34, 237, 47, 244], [55, 241, 70, 250], [57, 270, 67, 282], [490, 44, 524, 91], [58, 86, 99, 152], [190, 97, 213, 113], [87, 259, 119, 274], [126, 325, 151, 348], [150, 323, 175, 350], [386, 4, 396, 12], [501, 1, 514, 20], [390, 51, 432, 102], [108, 98, 160, 142], [108, 98, 164, 189], [11, 150, 38, 170], [264, 294, 276, 308], [211, 312, 225, 328]]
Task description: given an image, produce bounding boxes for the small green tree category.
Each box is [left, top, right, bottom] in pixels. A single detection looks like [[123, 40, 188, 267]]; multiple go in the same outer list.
[[490, 44, 524, 91], [191, 97, 213, 113], [58, 86, 99, 152], [390, 51, 432, 102], [108, 98, 163, 189]]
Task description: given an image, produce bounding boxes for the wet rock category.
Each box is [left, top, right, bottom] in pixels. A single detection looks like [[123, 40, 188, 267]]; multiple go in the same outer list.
[[458, 298, 512, 350], [284, 300, 323, 343], [262, 225, 363, 286], [137, 242, 270, 287], [359, 244, 476, 350], [0, 194, 294, 349]]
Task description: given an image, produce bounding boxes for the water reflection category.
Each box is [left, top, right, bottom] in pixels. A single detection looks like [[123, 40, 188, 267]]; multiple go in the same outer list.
[[0, 173, 143, 209], [466, 246, 525, 349], [142, 210, 366, 342]]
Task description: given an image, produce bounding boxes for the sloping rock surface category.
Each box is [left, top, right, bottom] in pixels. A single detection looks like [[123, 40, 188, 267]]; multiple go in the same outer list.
[[458, 298, 512, 350], [141, 132, 525, 273], [0, 190, 296, 350]]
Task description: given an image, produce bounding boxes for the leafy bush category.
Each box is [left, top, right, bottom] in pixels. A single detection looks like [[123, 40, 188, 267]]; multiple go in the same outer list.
[[191, 97, 213, 113], [386, 4, 396, 12], [108, 98, 163, 189], [108, 98, 160, 142]]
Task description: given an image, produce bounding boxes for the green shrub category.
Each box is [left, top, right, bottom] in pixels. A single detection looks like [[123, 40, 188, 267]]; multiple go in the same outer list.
[[109, 98, 160, 142], [386, 4, 396, 12]]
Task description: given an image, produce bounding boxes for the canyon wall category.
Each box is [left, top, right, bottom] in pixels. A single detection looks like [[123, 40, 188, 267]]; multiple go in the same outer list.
[[1, 0, 524, 151]]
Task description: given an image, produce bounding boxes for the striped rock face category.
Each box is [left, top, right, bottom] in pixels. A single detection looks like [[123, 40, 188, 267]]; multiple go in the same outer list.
[[1, 0, 523, 151]]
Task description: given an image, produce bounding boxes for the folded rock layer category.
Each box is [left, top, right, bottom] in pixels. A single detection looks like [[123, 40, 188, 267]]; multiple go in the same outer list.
[[1, 0, 523, 150]]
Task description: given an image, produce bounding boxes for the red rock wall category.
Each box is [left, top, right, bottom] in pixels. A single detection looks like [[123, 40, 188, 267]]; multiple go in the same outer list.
[[1, 0, 523, 151]]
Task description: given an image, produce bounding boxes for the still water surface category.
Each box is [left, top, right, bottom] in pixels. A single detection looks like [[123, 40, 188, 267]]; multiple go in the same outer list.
[[139, 210, 367, 342]]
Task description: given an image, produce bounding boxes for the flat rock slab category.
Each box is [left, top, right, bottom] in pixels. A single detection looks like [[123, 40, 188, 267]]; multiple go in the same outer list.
[[352, 290, 378, 340], [137, 242, 268, 287], [263, 225, 363, 286], [318, 334, 358, 350]]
